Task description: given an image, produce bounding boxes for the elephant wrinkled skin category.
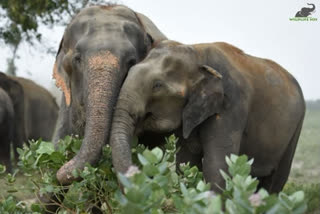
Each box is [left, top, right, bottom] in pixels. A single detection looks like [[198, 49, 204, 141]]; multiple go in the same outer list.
[[0, 87, 14, 171], [52, 4, 166, 185], [12, 76, 59, 141], [0, 72, 58, 172], [110, 40, 305, 193]]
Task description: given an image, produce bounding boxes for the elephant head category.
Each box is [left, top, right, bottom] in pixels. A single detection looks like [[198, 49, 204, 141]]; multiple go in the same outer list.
[[110, 41, 224, 174], [53, 5, 166, 184]]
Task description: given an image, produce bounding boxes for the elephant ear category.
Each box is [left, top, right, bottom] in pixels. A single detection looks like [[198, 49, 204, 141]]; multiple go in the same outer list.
[[135, 12, 167, 42], [182, 65, 224, 139], [53, 36, 72, 106]]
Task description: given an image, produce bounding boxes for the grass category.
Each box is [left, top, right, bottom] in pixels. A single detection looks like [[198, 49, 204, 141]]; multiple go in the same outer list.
[[289, 109, 320, 183], [285, 107, 320, 213]]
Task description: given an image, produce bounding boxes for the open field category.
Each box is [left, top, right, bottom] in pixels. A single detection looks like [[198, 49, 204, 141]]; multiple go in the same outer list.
[[1, 102, 319, 213], [285, 103, 320, 213], [289, 108, 320, 183]]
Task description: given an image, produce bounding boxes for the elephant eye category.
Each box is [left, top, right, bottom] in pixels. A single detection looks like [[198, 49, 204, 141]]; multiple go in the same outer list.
[[73, 53, 81, 64], [152, 80, 163, 92]]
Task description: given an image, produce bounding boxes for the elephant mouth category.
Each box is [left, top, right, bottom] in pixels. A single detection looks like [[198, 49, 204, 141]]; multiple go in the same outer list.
[[134, 112, 154, 136]]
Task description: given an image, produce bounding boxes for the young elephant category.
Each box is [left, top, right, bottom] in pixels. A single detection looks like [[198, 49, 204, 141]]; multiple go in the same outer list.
[[110, 40, 306, 193]]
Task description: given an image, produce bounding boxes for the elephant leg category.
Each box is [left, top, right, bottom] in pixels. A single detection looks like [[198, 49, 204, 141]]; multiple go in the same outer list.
[[176, 133, 203, 172], [12, 122, 26, 166], [200, 109, 246, 192], [52, 96, 71, 147], [0, 134, 12, 172], [259, 117, 303, 193]]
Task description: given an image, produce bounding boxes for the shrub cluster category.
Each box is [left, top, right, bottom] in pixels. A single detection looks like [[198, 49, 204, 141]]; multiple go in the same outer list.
[[0, 135, 307, 213]]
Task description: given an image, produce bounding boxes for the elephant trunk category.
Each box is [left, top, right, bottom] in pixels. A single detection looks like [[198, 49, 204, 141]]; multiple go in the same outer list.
[[110, 90, 141, 174], [57, 51, 121, 184], [307, 3, 315, 12]]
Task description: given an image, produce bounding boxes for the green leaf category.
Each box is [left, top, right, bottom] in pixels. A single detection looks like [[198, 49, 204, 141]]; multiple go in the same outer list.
[[154, 175, 169, 188], [193, 191, 214, 201], [230, 154, 238, 162], [151, 147, 163, 162], [180, 183, 188, 197], [50, 151, 65, 164], [71, 169, 79, 178], [258, 188, 269, 199], [115, 190, 128, 206], [118, 173, 132, 189], [157, 162, 168, 174], [36, 141, 54, 155], [226, 156, 232, 167], [0, 164, 6, 174], [126, 188, 145, 203], [31, 203, 42, 212], [138, 153, 149, 166], [122, 201, 144, 214], [289, 191, 304, 203], [143, 164, 159, 177], [279, 192, 294, 209], [143, 149, 159, 164], [220, 169, 230, 181], [196, 180, 206, 192], [207, 196, 222, 214], [44, 184, 54, 193]]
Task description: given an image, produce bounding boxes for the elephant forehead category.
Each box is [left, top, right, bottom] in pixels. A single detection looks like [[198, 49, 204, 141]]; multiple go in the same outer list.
[[64, 6, 138, 49], [88, 51, 119, 70]]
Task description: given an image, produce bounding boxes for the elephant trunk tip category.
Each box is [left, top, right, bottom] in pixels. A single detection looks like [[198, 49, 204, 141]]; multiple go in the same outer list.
[[56, 158, 80, 184]]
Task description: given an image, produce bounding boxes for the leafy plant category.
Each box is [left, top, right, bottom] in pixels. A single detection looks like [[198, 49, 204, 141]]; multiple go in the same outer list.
[[0, 135, 308, 213]]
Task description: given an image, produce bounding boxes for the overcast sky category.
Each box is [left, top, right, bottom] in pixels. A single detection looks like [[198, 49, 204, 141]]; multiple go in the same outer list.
[[0, 0, 319, 100]]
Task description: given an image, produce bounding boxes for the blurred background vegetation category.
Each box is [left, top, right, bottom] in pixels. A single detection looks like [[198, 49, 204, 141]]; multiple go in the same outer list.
[[0, 0, 104, 76]]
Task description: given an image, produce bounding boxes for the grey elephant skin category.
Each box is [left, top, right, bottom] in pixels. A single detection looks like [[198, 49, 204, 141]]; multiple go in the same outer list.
[[52, 4, 167, 185], [0, 87, 14, 171], [110, 40, 306, 193], [0, 72, 58, 172], [295, 3, 316, 17]]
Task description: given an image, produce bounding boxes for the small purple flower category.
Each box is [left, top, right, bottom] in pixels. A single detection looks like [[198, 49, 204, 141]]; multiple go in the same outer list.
[[203, 191, 216, 199], [124, 165, 141, 177], [249, 193, 264, 207]]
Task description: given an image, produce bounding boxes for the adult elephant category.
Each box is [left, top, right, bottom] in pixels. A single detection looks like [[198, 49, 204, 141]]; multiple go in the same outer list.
[[12, 76, 59, 141], [110, 40, 305, 193], [0, 72, 26, 172], [0, 72, 58, 170], [0, 87, 15, 172], [295, 3, 316, 17], [52, 4, 167, 184]]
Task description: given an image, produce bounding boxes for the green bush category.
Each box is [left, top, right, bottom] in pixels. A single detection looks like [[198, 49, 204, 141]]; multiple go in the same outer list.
[[0, 135, 307, 213]]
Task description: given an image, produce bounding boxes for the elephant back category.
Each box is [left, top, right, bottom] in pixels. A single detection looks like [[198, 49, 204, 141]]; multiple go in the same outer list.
[[0, 87, 14, 128], [11, 77, 59, 141]]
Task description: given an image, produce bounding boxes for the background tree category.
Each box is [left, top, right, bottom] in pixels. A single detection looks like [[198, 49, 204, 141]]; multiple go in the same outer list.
[[0, 0, 104, 75]]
